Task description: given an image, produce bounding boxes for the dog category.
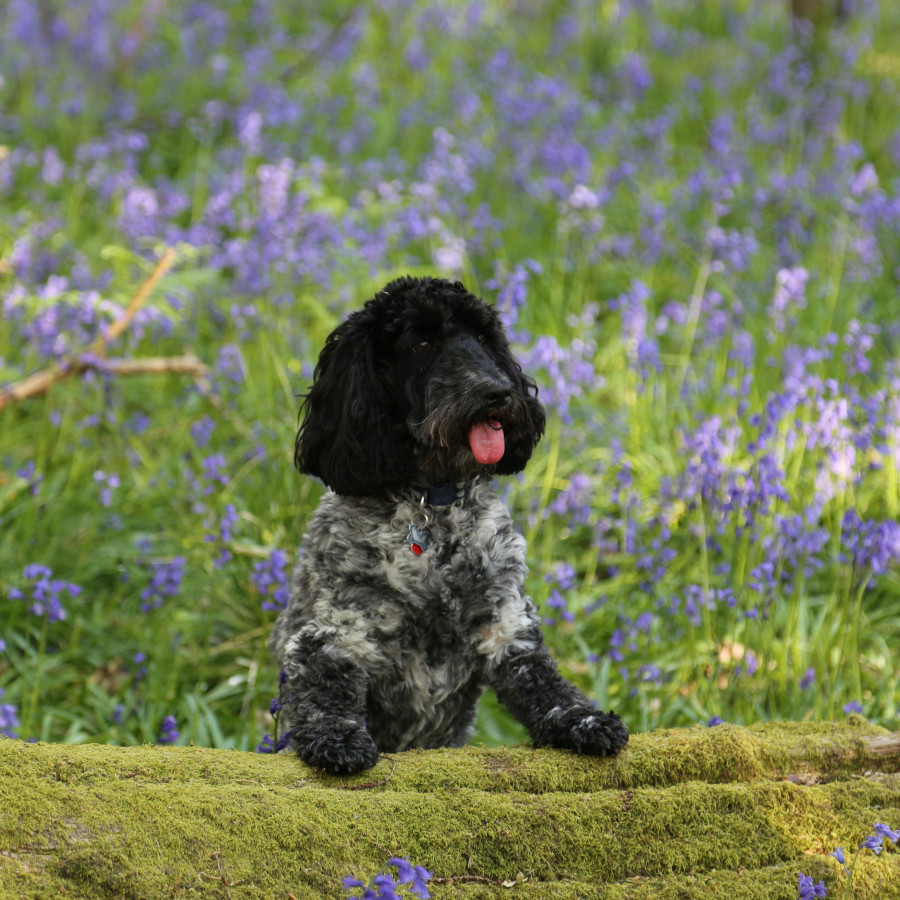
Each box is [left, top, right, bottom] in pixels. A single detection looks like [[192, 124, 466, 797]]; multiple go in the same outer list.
[[269, 276, 628, 774]]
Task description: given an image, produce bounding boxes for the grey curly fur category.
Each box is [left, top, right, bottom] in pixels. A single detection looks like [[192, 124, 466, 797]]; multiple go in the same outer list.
[[269, 276, 628, 774]]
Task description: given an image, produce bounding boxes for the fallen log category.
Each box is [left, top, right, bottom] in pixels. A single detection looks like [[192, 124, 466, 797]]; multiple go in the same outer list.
[[1, 719, 898, 898]]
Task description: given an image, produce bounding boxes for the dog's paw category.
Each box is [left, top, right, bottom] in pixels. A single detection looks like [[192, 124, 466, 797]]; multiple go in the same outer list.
[[537, 705, 629, 757], [295, 719, 380, 775]]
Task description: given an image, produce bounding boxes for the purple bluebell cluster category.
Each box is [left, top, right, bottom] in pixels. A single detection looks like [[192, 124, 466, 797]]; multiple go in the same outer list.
[[158, 715, 179, 745], [206, 504, 239, 568], [253, 550, 290, 612], [256, 670, 292, 754], [139, 558, 187, 613], [0, 687, 20, 739], [343, 858, 432, 900], [8, 565, 81, 623], [814, 823, 900, 896], [797, 873, 827, 899]]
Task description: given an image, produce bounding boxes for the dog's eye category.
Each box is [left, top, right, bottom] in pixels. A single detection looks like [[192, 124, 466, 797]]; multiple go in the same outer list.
[[414, 339, 432, 353], [476, 334, 487, 345]]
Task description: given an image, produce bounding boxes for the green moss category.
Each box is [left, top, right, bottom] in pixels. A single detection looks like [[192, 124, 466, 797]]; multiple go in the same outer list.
[[0, 721, 898, 899]]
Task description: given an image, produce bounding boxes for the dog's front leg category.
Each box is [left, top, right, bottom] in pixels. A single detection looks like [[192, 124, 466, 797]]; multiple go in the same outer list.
[[490, 638, 629, 757], [280, 640, 379, 775]]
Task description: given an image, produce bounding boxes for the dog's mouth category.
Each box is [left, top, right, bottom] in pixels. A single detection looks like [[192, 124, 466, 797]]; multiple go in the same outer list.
[[467, 418, 505, 465]]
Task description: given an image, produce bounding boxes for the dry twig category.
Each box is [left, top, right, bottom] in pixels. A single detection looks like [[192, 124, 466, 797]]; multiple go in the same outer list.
[[0, 250, 208, 411]]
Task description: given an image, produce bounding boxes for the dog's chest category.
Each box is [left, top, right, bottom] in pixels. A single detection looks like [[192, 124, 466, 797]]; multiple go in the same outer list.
[[379, 506, 520, 642], [306, 489, 530, 667]]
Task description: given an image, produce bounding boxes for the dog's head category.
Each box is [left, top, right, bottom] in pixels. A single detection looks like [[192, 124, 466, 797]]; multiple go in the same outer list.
[[295, 276, 546, 495]]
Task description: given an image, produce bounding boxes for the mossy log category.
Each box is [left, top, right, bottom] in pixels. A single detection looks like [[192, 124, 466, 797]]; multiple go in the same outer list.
[[1, 719, 899, 899]]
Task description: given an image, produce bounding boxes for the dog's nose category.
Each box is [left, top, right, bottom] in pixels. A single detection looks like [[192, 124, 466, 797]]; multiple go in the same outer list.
[[484, 380, 511, 407]]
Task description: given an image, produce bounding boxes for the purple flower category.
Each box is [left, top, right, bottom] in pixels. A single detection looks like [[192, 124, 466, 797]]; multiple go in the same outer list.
[[708, 715, 725, 727], [16, 461, 42, 497], [140, 557, 186, 612], [158, 715, 179, 745], [190, 415, 217, 448], [550, 472, 595, 525], [388, 858, 432, 900], [842, 514, 900, 577], [487, 258, 543, 331], [800, 668, 816, 690], [797, 873, 827, 899], [215, 344, 246, 386], [860, 833, 883, 855], [256, 734, 275, 754], [207, 504, 239, 568], [829, 847, 847, 874], [611, 279, 660, 380], [874, 822, 899, 845], [11, 565, 81, 622], [619, 52, 653, 99], [0, 688, 20, 738], [200, 453, 229, 492], [545, 562, 577, 592], [343, 860, 431, 900], [738, 650, 758, 678], [842, 700, 863, 715], [518, 335, 601, 424], [254, 549, 290, 611], [93, 469, 121, 508], [768, 267, 809, 334]]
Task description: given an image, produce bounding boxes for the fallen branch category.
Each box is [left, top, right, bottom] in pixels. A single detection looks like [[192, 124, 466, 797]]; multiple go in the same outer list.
[[0, 249, 203, 412], [0, 354, 209, 411], [89, 247, 177, 358]]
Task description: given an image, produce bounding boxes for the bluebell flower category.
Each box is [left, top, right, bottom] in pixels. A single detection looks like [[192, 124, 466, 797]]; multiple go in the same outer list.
[[190, 415, 217, 448], [859, 833, 883, 854], [140, 557, 186, 612], [873, 822, 899, 844], [388, 857, 432, 899], [829, 846, 848, 874], [158, 715, 179, 745], [200, 453, 229, 493], [797, 873, 827, 899], [708, 715, 725, 727], [254, 549, 290, 611], [93, 469, 120, 507], [842, 700, 863, 715], [342, 859, 432, 900], [131, 652, 148, 687], [0, 688, 20, 738], [10, 565, 81, 622], [370, 874, 400, 900]]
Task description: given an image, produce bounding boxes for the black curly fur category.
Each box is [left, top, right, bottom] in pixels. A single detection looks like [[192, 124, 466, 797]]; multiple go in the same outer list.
[[270, 276, 627, 774]]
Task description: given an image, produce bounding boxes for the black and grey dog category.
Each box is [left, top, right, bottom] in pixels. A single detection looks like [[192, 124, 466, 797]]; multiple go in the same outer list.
[[269, 276, 628, 774]]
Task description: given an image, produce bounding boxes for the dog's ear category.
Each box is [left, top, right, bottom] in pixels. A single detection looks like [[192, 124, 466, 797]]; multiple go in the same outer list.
[[495, 357, 546, 476], [294, 309, 415, 495]]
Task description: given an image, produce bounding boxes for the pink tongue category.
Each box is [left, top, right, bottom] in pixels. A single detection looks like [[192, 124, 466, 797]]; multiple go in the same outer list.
[[468, 419, 505, 465]]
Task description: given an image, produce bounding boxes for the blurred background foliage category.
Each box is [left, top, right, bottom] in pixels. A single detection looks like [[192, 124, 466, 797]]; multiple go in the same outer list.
[[0, 0, 899, 751]]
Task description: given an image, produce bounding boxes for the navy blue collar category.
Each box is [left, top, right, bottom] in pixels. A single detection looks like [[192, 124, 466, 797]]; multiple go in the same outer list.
[[415, 482, 470, 507]]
